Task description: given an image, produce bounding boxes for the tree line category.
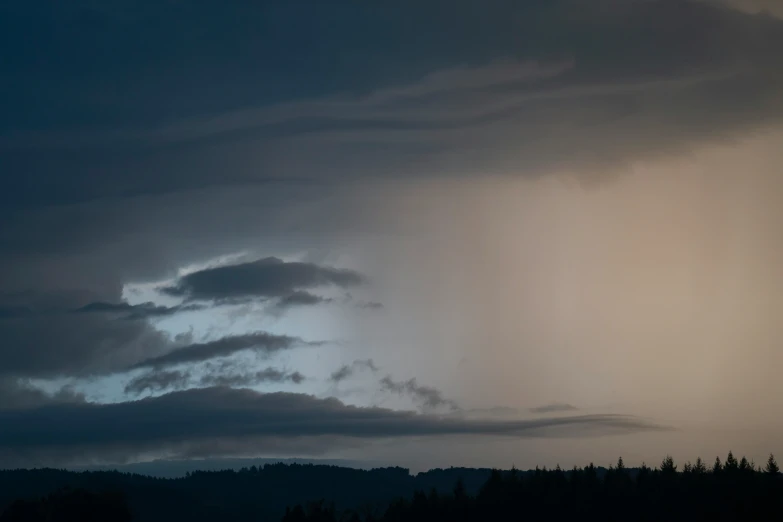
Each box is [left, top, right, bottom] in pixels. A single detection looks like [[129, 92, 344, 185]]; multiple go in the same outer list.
[[0, 464, 489, 521], [282, 453, 782, 522], [0, 454, 779, 521]]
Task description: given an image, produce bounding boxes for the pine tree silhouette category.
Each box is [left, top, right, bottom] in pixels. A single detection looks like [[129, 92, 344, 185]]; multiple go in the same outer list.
[[765, 454, 780, 476]]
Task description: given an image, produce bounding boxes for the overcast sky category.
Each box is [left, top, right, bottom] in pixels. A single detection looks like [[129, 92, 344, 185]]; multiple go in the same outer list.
[[1, 0, 782, 472]]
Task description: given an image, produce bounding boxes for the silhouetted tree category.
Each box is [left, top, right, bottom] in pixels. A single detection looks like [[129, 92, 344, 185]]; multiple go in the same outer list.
[[725, 451, 739, 473], [279, 451, 783, 522], [765, 454, 780, 476], [693, 457, 707, 475], [660, 455, 677, 475]]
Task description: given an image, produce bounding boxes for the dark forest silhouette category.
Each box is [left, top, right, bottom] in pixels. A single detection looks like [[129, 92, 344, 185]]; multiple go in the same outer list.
[[0, 487, 131, 522], [0, 453, 779, 521], [281, 453, 782, 522]]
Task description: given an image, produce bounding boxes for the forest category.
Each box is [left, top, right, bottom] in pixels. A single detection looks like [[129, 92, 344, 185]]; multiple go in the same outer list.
[[0, 453, 779, 521], [283, 453, 783, 521]]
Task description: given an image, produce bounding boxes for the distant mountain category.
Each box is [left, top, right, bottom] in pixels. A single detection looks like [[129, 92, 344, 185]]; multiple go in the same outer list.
[[72, 457, 381, 478]]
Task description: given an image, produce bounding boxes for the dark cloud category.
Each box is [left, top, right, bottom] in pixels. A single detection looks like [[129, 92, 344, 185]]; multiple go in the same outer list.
[[381, 376, 460, 412], [131, 332, 308, 371], [0, 305, 34, 319], [0, 291, 170, 379], [124, 366, 304, 395], [161, 257, 364, 302], [530, 403, 580, 414], [275, 291, 333, 310], [2, 1, 782, 206], [0, 0, 777, 467], [330, 359, 380, 383], [0, 0, 781, 305], [199, 368, 305, 387], [75, 301, 205, 320], [0, 379, 85, 411], [0, 387, 670, 466]]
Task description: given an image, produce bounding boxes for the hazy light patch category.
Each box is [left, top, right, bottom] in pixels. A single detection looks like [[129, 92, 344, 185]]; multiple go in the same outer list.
[[111, 251, 379, 404], [333, 131, 783, 441]]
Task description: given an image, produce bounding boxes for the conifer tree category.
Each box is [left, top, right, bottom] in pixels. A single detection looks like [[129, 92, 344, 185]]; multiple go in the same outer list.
[[660, 455, 677, 475], [725, 451, 739, 472], [765, 454, 780, 476], [713, 456, 723, 474]]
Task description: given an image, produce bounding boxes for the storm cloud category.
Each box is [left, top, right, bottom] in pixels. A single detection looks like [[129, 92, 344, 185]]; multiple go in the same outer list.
[[0, 378, 85, 411], [0, 291, 171, 379], [2, 0, 783, 294], [0, 387, 669, 465], [1, 1, 782, 220], [0, 0, 780, 470]]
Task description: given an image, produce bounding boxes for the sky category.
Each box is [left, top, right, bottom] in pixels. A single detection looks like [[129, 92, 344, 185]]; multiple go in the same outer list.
[[1, 0, 783, 472]]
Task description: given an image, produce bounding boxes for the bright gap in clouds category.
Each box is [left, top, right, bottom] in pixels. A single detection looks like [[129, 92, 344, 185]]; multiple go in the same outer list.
[[108, 251, 376, 406]]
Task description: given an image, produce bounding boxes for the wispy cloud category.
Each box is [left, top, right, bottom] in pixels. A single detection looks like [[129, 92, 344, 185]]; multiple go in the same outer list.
[[124, 370, 192, 395], [330, 359, 380, 383], [381, 376, 460, 412], [530, 403, 579, 414], [131, 332, 311, 371], [199, 368, 305, 387], [274, 291, 333, 310], [125, 366, 305, 395], [75, 301, 205, 320]]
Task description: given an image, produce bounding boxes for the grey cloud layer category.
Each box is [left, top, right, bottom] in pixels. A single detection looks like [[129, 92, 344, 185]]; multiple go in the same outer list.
[[0, 387, 669, 464], [0, 0, 777, 466], [0, 289, 311, 384], [3, 1, 783, 212], [0, 379, 85, 411], [131, 332, 307, 371], [124, 367, 305, 395], [2, 0, 782, 297], [162, 257, 364, 301], [0, 291, 170, 379]]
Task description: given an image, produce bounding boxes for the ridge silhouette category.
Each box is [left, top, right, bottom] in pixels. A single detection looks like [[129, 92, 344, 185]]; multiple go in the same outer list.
[[0, 453, 779, 521]]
